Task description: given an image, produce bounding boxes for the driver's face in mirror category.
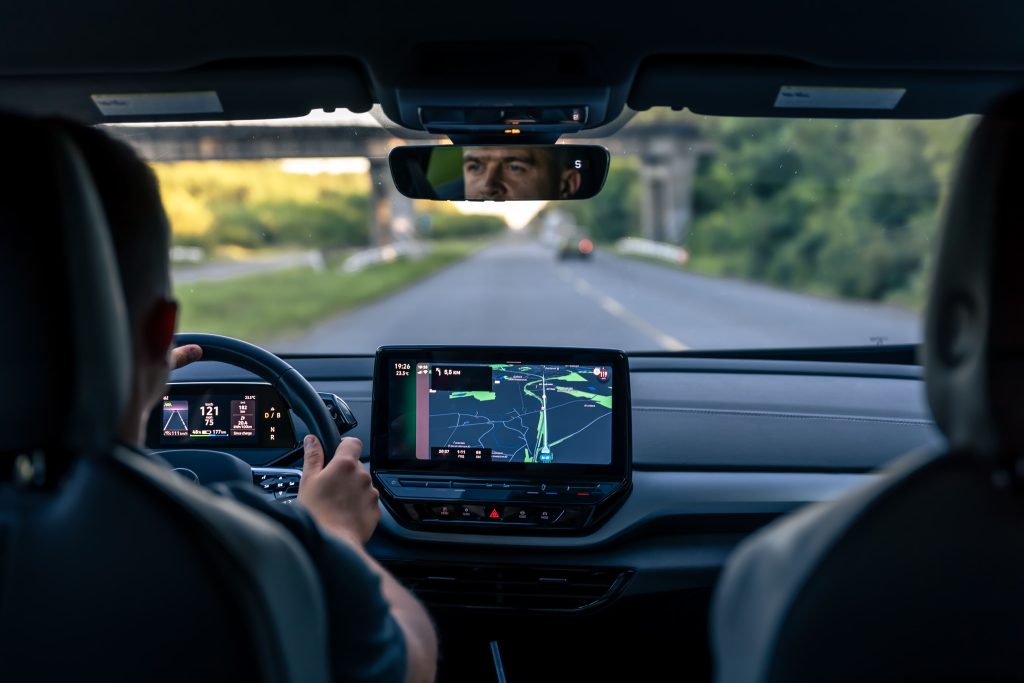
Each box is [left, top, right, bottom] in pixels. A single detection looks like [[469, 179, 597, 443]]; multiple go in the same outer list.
[[462, 147, 582, 200]]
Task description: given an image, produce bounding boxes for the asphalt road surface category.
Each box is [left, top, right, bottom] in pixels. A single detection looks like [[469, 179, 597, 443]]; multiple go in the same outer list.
[[279, 236, 920, 353]]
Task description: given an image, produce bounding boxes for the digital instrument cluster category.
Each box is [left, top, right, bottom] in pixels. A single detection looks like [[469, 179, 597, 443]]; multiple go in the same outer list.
[[147, 383, 296, 449]]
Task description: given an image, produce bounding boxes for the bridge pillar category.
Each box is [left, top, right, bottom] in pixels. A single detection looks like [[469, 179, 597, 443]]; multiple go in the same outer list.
[[638, 138, 698, 245], [367, 156, 416, 246]]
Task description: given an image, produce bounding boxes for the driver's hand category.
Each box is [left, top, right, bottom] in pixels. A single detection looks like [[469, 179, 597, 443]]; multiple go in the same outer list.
[[298, 435, 380, 546], [171, 344, 202, 369]]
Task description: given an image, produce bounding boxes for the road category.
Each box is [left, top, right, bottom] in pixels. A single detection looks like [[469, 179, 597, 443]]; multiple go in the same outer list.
[[173, 250, 323, 284], [279, 236, 919, 353]]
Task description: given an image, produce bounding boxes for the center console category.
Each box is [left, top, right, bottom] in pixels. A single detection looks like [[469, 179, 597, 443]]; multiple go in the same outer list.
[[371, 346, 632, 534]]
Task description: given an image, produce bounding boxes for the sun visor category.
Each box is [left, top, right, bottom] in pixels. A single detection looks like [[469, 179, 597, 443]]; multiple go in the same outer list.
[[629, 56, 1024, 118], [0, 59, 374, 124]]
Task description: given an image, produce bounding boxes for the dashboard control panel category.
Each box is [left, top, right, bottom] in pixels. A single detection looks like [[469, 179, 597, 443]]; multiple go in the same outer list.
[[378, 475, 623, 531], [371, 346, 632, 534]]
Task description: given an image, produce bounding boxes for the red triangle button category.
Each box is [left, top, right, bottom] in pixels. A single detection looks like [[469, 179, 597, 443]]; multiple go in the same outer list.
[[488, 508, 500, 519]]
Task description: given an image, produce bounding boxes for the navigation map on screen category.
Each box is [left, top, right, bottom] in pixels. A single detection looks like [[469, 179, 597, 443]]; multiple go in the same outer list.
[[407, 362, 612, 465]]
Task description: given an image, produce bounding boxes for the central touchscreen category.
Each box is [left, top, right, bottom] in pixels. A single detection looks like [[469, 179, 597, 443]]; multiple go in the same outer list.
[[384, 359, 614, 466], [373, 347, 631, 532]]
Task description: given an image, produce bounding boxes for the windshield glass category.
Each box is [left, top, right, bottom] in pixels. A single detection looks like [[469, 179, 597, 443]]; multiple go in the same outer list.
[[107, 108, 974, 353]]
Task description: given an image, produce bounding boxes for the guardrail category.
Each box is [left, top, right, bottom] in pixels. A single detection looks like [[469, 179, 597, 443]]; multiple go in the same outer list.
[[341, 240, 430, 273], [615, 237, 689, 265]]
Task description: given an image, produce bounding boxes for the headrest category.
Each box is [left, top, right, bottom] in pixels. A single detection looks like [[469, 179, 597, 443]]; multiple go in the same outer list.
[[925, 97, 1024, 462], [0, 114, 129, 458]]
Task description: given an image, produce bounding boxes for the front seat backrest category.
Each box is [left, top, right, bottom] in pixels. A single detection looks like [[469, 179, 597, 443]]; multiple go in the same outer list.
[[924, 104, 1024, 460], [711, 103, 1024, 682], [0, 116, 330, 683]]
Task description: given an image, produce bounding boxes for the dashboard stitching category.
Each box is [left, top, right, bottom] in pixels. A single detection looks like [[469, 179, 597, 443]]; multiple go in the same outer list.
[[633, 406, 933, 427]]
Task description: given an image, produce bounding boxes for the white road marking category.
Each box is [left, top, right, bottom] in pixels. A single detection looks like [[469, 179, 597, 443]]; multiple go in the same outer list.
[[564, 272, 689, 351]]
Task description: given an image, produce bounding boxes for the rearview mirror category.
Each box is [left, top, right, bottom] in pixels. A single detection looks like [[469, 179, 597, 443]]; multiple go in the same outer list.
[[389, 144, 609, 201]]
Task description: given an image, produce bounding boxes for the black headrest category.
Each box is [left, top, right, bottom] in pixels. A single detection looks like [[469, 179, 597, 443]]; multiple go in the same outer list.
[[925, 99, 1024, 461], [0, 115, 129, 457]]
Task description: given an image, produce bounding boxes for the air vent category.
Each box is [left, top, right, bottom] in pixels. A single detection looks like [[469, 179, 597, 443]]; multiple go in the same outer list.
[[380, 561, 632, 612]]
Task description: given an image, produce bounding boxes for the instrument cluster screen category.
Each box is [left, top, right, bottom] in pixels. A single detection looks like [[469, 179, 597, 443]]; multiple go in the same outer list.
[[147, 383, 296, 449]]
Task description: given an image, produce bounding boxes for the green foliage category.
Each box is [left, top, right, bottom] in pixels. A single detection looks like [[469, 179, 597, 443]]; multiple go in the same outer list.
[[684, 116, 975, 306], [419, 207, 508, 239], [153, 161, 371, 250], [205, 195, 370, 249], [155, 159, 508, 250]]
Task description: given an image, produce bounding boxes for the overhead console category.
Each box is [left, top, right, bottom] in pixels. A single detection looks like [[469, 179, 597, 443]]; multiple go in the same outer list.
[[375, 45, 629, 143], [371, 346, 632, 534]]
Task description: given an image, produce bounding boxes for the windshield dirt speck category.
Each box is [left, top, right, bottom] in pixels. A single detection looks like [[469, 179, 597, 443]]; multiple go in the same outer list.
[[106, 108, 974, 353]]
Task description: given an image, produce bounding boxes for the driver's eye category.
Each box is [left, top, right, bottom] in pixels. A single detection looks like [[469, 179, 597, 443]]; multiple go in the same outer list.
[[464, 162, 481, 173], [508, 164, 526, 173]]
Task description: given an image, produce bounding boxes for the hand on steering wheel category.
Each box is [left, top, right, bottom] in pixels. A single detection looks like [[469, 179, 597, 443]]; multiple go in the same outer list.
[[155, 333, 343, 487], [298, 434, 380, 545], [164, 335, 380, 546], [171, 343, 203, 369]]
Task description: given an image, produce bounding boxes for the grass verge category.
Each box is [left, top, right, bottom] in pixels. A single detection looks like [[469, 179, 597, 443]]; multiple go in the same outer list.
[[175, 240, 481, 343]]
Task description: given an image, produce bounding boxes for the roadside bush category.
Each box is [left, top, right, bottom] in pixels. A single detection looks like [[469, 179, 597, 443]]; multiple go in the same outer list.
[[427, 212, 507, 239]]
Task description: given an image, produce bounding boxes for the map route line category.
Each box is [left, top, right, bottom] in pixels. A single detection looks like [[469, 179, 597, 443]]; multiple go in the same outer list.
[[429, 362, 612, 464]]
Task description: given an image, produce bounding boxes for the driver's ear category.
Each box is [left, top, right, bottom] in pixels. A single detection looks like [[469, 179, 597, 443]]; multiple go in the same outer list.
[[560, 169, 582, 199], [142, 298, 179, 362]]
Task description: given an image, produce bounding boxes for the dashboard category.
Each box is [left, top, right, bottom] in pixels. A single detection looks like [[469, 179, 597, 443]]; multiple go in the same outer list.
[[155, 350, 941, 543], [154, 349, 942, 677]]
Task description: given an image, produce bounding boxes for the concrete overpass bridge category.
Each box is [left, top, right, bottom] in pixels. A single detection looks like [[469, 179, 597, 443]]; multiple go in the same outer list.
[[105, 119, 711, 246]]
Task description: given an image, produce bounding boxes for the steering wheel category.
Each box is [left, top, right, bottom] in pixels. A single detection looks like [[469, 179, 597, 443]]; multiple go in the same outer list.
[[153, 333, 342, 490]]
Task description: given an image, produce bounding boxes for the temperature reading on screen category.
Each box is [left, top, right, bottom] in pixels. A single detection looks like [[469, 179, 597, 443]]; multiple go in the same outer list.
[[394, 362, 411, 377]]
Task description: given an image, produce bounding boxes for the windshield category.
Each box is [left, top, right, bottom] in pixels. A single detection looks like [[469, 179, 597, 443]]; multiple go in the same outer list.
[[108, 108, 974, 353]]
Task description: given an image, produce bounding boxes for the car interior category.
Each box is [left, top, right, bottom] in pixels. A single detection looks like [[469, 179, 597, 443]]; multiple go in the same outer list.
[[2, 1, 1024, 681]]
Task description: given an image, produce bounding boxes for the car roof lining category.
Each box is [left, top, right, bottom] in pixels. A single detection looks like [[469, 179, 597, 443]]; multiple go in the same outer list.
[[1, 0, 1021, 126]]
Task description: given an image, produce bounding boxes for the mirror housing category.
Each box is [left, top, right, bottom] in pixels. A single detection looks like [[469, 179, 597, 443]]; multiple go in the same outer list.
[[389, 144, 609, 201]]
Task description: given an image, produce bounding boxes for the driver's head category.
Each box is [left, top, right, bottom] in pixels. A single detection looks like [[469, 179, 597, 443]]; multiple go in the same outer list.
[[57, 122, 179, 441], [462, 146, 582, 200]]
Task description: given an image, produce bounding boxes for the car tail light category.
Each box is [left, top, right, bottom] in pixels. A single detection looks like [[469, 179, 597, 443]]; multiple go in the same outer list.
[[578, 239, 594, 254]]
